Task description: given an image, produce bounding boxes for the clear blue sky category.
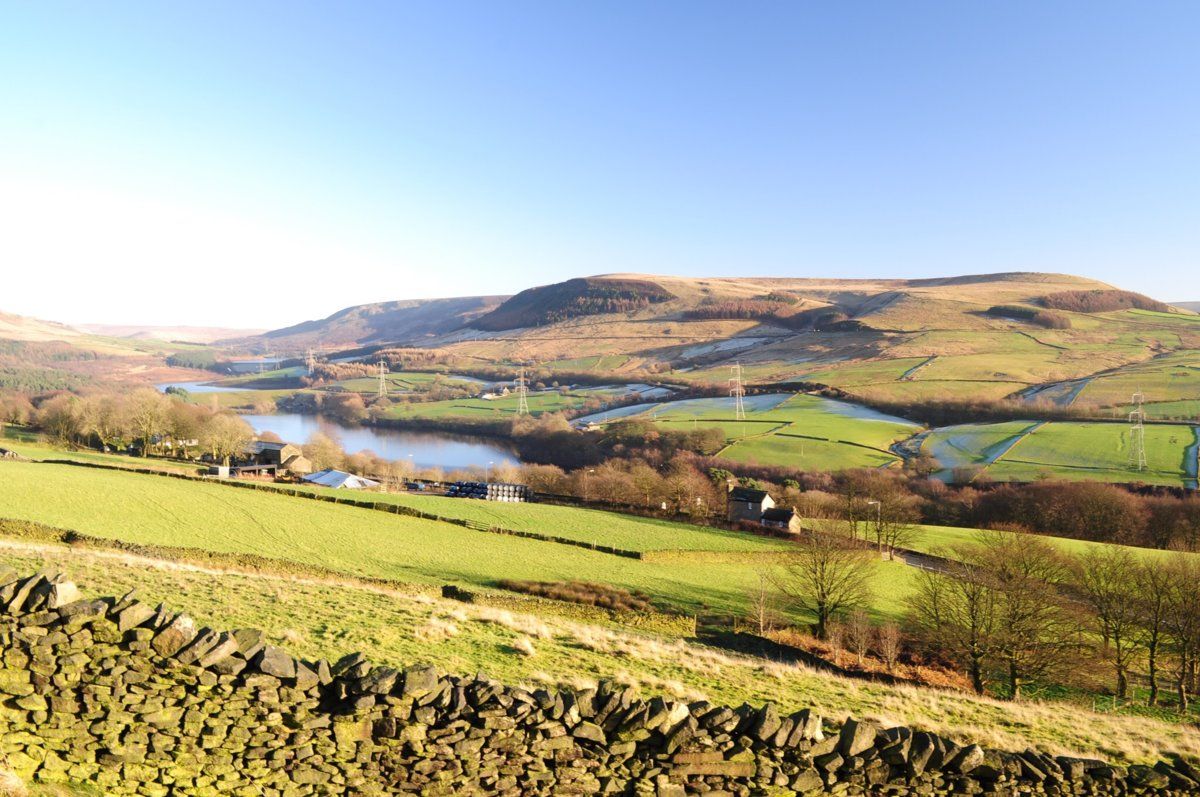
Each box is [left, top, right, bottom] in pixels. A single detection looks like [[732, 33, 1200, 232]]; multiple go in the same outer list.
[[0, 1, 1196, 326]]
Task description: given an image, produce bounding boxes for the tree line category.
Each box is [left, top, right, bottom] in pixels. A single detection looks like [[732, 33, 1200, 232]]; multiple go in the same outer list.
[[767, 516, 1200, 708], [3, 389, 255, 466]]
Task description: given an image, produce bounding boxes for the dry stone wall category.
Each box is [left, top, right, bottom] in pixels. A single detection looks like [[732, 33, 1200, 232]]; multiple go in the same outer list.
[[0, 567, 1196, 796]]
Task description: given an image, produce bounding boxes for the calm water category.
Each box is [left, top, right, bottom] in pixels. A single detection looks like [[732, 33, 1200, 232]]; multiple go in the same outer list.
[[156, 381, 242, 394], [239, 413, 519, 470]]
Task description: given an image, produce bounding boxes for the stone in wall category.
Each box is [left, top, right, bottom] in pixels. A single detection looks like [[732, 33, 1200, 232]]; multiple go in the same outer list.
[[0, 566, 1197, 795]]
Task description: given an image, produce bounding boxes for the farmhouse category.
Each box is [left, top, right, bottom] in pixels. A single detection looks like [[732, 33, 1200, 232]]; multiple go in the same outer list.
[[727, 486, 774, 524], [760, 507, 801, 533], [239, 441, 313, 476], [301, 469, 381, 490]]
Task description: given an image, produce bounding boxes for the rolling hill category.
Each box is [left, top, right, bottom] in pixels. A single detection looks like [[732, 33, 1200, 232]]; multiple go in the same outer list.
[[225, 294, 507, 351], [0, 310, 86, 343], [229, 271, 1200, 413], [75, 323, 265, 343]]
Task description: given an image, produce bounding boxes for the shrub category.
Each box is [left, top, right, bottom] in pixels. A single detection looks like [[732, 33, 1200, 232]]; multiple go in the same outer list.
[[1039, 289, 1170, 314], [984, 305, 1071, 329], [497, 580, 665, 614]]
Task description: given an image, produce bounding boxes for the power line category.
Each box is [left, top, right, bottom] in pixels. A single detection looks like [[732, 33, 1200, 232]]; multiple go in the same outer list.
[[515, 366, 530, 416], [1129, 389, 1147, 472], [729, 361, 746, 421], [305, 349, 316, 375], [376, 360, 389, 399]]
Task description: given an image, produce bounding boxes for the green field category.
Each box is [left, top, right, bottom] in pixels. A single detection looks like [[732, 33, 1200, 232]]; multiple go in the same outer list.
[[1143, 399, 1200, 421], [382, 387, 623, 420], [0, 426, 200, 474], [721, 434, 899, 470], [589, 393, 921, 471], [1, 542, 1193, 763], [920, 421, 1042, 472], [333, 372, 482, 394], [987, 421, 1196, 486], [0, 460, 915, 621], [1074, 357, 1200, 409], [904, 523, 1196, 565], [293, 487, 793, 554], [914, 420, 1197, 486]]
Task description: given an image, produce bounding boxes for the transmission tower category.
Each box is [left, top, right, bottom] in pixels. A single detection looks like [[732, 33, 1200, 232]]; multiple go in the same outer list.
[[376, 361, 389, 399], [305, 349, 316, 375], [515, 366, 530, 416], [729, 361, 746, 421], [1129, 389, 1147, 472]]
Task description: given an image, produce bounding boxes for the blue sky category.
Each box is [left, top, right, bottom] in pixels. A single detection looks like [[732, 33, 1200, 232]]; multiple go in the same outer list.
[[0, 1, 1196, 326]]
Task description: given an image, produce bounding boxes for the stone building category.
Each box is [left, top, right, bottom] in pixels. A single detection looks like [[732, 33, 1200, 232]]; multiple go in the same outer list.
[[727, 486, 774, 524]]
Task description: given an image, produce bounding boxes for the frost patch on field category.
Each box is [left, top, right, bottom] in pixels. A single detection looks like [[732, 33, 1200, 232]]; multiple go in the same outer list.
[[571, 403, 658, 427], [679, 337, 769, 359], [649, 393, 793, 417], [813, 398, 921, 427]]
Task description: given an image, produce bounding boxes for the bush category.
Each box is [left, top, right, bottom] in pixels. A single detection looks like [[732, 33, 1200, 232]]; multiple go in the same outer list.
[[1039, 290, 1170, 314], [497, 580, 665, 614], [984, 305, 1071, 329]]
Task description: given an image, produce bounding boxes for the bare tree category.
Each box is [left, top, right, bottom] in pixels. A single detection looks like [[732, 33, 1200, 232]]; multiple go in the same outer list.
[[878, 623, 903, 672], [979, 532, 1082, 699], [826, 621, 845, 667], [1071, 547, 1142, 700], [200, 413, 253, 467], [774, 518, 873, 639], [1135, 561, 1172, 706], [126, 388, 170, 456], [37, 394, 85, 446], [303, 431, 346, 471], [846, 609, 873, 666], [868, 491, 921, 559], [1164, 556, 1200, 711], [745, 570, 781, 635], [79, 394, 129, 452], [906, 549, 998, 695]]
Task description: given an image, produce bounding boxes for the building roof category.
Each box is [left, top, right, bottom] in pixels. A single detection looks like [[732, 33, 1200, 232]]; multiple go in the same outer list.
[[761, 507, 796, 523], [244, 441, 292, 455], [301, 469, 381, 489], [729, 486, 770, 504]]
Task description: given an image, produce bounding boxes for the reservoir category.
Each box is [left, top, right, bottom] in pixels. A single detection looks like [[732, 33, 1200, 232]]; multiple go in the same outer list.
[[239, 412, 520, 471]]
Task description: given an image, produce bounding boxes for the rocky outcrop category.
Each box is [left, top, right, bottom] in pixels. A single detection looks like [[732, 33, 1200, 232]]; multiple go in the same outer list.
[[0, 567, 1195, 795]]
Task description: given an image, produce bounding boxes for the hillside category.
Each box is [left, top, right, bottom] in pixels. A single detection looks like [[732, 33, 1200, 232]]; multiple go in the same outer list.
[[227, 294, 507, 351], [470, 276, 676, 331], [0, 310, 85, 343], [75, 323, 265, 343], [224, 271, 1200, 415]]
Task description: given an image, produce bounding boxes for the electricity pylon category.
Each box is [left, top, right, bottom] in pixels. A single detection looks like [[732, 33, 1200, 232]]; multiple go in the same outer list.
[[1129, 390, 1147, 471], [515, 366, 530, 416], [376, 361, 389, 398], [729, 362, 746, 421]]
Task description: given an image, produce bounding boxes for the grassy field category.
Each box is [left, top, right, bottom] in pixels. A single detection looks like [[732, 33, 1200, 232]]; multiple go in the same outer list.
[[1, 542, 1195, 763], [333, 372, 482, 393], [381, 387, 627, 420], [0, 460, 916, 621], [905, 523, 1196, 566], [920, 421, 1042, 472], [986, 421, 1195, 486], [586, 393, 921, 471], [1, 426, 200, 474], [292, 486, 793, 553], [915, 420, 1197, 486], [1073, 355, 1200, 409]]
